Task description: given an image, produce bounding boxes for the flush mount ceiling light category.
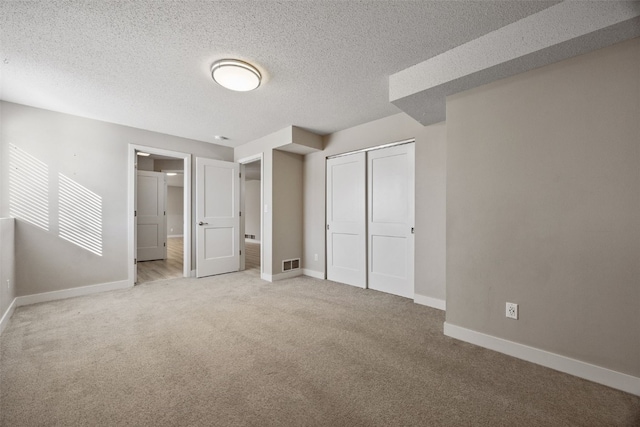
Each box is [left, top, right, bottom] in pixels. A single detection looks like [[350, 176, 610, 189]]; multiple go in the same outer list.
[[211, 59, 261, 92]]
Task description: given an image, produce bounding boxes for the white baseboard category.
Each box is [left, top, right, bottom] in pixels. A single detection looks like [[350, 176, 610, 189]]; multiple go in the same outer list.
[[0, 298, 17, 335], [168, 234, 184, 238], [271, 270, 303, 281], [302, 269, 325, 280], [444, 322, 640, 397], [260, 270, 303, 282], [15, 280, 132, 307], [414, 294, 446, 311]]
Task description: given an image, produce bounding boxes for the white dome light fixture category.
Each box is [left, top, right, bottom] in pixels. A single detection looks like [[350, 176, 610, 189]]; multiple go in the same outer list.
[[211, 59, 261, 92]]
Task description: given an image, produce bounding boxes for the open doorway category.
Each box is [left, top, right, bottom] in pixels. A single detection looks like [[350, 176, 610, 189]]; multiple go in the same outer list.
[[240, 156, 262, 275], [136, 153, 185, 283], [128, 145, 192, 286]]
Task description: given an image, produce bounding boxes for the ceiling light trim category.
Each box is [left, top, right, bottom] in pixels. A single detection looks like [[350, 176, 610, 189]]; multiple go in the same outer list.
[[211, 59, 261, 92]]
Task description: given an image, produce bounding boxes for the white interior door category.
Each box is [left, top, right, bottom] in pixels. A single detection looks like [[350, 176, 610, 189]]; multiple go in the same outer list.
[[137, 170, 167, 262], [196, 157, 240, 278], [368, 144, 414, 298], [326, 152, 366, 288]]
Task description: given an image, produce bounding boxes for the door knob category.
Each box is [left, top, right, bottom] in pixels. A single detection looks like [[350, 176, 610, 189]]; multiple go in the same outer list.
[[198, 221, 208, 226]]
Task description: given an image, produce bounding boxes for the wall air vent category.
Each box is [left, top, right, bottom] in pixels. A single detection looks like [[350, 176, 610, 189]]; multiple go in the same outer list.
[[282, 258, 300, 272]]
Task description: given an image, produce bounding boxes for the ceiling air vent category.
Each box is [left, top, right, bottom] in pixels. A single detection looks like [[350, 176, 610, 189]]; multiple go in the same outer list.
[[282, 258, 300, 272]]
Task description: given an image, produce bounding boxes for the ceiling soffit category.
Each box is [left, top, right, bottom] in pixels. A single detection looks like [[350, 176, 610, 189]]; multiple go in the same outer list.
[[390, 2, 640, 126]]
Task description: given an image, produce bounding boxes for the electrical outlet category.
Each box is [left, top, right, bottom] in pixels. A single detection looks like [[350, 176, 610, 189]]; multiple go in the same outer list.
[[506, 302, 518, 320], [6, 279, 10, 291], [314, 254, 318, 261]]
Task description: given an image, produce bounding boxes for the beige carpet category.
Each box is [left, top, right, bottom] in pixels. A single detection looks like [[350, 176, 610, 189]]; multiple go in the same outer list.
[[1, 272, 638, 426]]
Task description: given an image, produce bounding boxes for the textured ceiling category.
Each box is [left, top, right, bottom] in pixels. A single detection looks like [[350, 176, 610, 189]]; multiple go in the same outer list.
[[0, 1, 561, 147]]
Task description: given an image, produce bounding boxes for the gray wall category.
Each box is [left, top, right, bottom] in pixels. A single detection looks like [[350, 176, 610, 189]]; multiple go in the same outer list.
[[446, 38, 640, 376], [272, 150, 303, 273], [234, 126, 311, 279], [154, 159, 184, 172], [0, 218, 16, 328], [166, 186, 184, 236], [137, 156, 154, 171], [303, 113, 447, 301], [0, 102, 232, 296], [245, 180, 261, 241]]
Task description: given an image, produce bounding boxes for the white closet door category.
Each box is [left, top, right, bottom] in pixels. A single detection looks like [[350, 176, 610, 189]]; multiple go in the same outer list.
[[326, 152, 366, 288], [368, 144, 414, 298]]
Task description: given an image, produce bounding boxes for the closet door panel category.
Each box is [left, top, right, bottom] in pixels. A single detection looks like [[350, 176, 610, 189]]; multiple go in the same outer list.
[[368, 144, 415, 299], [326, 152, 366, 288]]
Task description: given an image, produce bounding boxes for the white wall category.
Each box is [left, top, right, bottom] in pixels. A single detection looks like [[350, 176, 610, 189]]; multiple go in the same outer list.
[[0, 102, 232, 297], [166, 186, 184, 237], [446, 38, 640, 377], [245, 180, 261, 241]]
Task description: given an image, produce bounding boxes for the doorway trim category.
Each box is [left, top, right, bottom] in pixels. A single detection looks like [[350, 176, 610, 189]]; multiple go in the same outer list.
[[238, 153, 263, 276], [128, 144, 192, 285]]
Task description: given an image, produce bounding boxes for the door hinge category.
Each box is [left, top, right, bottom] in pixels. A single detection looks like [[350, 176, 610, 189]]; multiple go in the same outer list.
[[164, 242, 166, 247], [327, 224, 330, 230], [239, 211, 242, 216], [134, 258, 137, 264], [134, 210, 137, 217], [240, 250, 242, 255], [239, 172, 242, 178], [411, 227, 415, 234], [164, 211, 166, 216]]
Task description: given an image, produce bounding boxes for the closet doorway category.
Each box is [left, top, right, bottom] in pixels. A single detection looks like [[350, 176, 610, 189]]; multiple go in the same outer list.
[[326, 141, 415, 299], [240, 156, 262, 276]]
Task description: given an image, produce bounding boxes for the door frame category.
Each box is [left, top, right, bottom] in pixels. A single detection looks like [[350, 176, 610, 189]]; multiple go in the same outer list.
[[238, 153, 263, 276], [128, 144, 192, 285]]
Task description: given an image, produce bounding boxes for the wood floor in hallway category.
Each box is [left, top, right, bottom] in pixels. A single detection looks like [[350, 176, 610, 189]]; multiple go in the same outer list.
[[137, 237, 183, 283], [137, 238, 259, 283], [245, 240, 260, 272]]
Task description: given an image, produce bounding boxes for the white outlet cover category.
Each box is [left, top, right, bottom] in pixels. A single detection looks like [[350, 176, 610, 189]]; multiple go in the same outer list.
[[506, 302, 518, 320]]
